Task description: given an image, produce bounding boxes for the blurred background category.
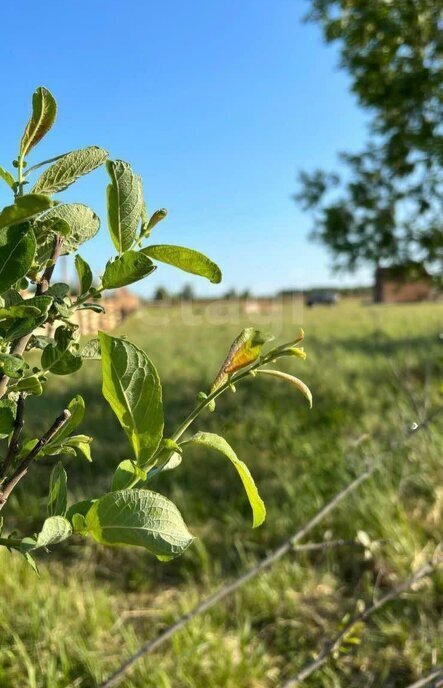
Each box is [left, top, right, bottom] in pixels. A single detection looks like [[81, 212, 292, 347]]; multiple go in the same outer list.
[[0, 1, 442, 687]]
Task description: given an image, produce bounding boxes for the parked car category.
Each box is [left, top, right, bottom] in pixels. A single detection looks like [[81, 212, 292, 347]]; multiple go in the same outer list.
[[305, 290, 339, 307]]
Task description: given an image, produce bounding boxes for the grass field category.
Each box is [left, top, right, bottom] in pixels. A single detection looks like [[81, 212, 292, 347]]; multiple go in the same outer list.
[[1, 298, 442, 687]]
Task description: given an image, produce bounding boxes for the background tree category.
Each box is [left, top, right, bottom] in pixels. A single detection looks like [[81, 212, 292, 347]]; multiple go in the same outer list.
[[179, 284, 195, 301], [297, 0, 443, 288], [154, 286, 170, 302]]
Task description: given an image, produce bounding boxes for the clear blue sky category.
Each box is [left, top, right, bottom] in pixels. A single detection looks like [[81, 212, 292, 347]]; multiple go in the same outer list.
[[0, 0, 371, 297]]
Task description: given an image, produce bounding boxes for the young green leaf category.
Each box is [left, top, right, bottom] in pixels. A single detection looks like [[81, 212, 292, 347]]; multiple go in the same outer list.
[[112, 460, 147, 491], [106, 160, 143, 253], [20, 516, 72, 552], [142, 245, 222, 284], [62, 435, 92, 462], [66, 499, 96, 528], [0, 304, 41, 320], [0, 296, 52, 342], [32, 146, 108, 195], [0, 400, 16, 438], [10, 375, 43, 396], [181, 432, 266, 528], [35, 203, 100, 257], [99, 332, 164, 464], [0, 353, 29, 379], [19, 87, 57, 158], [47, 462, 68, 517], [256, 369, 313, 408], [0, 225, 36, 293], [102, 251, 156, 289], [81, 338, 101, 360], [41, 326, 83, 376], [48, 395, 85, 446], [0, 194, 52, 230], [211, 328, 273, 391], [84, 489, 194, 559], [74, 254, 93, 294], [140, 208, 167, 238], [0, 165, 15, 189]]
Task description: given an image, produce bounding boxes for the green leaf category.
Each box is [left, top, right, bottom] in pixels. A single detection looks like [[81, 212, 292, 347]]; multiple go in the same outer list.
[[47, 395, 85, 447], [75, 254, 93, 294], [106, 160, 143, 253], [102, 251, 156, 289], [147, 451, 182, 481], [35, 203, 100, 259], [0, 223, 36, 294], [11, 375, 43, 396], [112, 459, 147, 490], [47, 462, 67, 516], [0, 305, 40, 320], [140, 208, 167, 238], [81, 338, 101, 359], [35, 516, 71, 549], [84, 489, 194, 559], [47, 282, 69, 300], [62, 435, 92, 462], [211, 328, 274, 392], [66, 499, 96, 528], [0, 400, 16, 438], [0, 295, 52, 341], [142, 245, 222, 283], [99, 332, 163, 464], [0, 194, 52, 230], [182, 431, 266, 528], [41, 327, 82, 376], [32, 146, 108, 195], [19, 87, 57, 158], [256, 369, 313, 408], [0, 353, 29, 379], [0, 165, 15, 189]]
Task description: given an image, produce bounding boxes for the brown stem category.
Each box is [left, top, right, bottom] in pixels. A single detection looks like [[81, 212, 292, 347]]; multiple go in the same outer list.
[[0, 408, 70, 512], [0, 234, 64, 399], [0, 393, 25, 479]]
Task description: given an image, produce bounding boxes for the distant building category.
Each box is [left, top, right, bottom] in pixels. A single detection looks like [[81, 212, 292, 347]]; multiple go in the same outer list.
[[73, 288, 140, 334], [374, 263, 433, 303]]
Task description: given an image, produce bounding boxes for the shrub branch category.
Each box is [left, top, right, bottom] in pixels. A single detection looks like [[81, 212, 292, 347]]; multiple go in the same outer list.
[[0, 408, 71, 512]]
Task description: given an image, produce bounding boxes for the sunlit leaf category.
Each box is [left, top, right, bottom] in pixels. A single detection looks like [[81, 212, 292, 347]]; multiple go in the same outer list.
[[19, 87, 57, 158], [0, 165, 15, 189], [257, 369, 313, 408], [99, 333, 163, 464], [47, 462, 67, 517], [84, 489, 194, 559], [102, 251, 155, 289], [211, 328, 273, 391], [34, 204, 99, 266], [142, 245, 222, 283], [182, 431, 266, 528], [106, 160, 143, 253], [112, 459, 147, 491], [32, 146, 108, 194], [74, 254, 93, 295], [0, 194, 52, 230]]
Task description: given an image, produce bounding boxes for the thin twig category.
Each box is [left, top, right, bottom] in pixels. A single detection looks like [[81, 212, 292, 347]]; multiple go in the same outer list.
[[0, 408, 70, 512], [0, 393, 25, 479], [97, 407, 443, 688], [406, 666, 443, 688], [282, 556, 442, 687], [0, 234, 64, 399]]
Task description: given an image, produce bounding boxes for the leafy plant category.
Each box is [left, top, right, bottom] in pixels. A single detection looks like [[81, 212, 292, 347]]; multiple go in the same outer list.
[[0, 87, 311, 571]]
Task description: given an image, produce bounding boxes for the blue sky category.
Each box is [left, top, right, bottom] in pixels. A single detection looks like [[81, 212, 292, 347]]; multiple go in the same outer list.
[[0, 0, 370, 297]]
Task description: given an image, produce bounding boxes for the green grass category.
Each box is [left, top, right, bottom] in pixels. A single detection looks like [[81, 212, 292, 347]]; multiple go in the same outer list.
[[1, 298, 443, 687]]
